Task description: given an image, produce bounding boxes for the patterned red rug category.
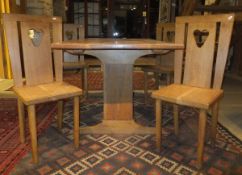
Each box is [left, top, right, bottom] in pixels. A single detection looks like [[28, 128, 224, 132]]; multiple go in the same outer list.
[[7, 94, 242, 175], [0, 100, 56, 175], [1, 72, 241, 174], [0, 71, 154, 175]]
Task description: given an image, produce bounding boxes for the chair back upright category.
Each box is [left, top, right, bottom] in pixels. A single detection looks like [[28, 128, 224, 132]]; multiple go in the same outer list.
[[2, 14, 63, 87], [156, 23, 175, 68], [63, 24, 84, 64], [174, 14, 234, 89]]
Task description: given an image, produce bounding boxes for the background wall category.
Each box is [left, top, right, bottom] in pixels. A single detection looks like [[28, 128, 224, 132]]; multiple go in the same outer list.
[[26, 0, 53, 16], [53, 0, 66, 21]]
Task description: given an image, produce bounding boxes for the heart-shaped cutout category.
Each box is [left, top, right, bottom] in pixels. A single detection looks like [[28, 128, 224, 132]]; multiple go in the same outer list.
[[65, 30, 74, 40], [28, 28, 43, 47], [166, 31, 175, 42], [193, 29, 209, 48]]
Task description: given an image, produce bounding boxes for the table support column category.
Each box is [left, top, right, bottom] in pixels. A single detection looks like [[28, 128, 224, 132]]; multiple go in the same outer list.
[[104, 63, 133, 120], [85, 50, 152, 120]]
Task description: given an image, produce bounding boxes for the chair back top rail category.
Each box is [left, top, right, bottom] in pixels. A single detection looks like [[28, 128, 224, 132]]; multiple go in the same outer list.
[[156, 23, 175, 42], [2, 14, 63, 87], [174, 13, 235, 89], [63, 24, 84, 40]]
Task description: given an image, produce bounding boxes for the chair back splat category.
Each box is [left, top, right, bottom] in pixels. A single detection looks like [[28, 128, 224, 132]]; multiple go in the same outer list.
[[2, 14, 63, 87], [174, 14, 235, 89]]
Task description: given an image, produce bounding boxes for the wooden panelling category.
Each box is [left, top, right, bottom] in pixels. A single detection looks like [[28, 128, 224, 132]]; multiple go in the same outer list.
[[9, 0, 26, 13]]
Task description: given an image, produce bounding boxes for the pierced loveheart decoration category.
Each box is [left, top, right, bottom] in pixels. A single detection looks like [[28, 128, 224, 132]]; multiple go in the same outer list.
[[28, 28, 43, 47], [193, 29, 209, 48], [65, 30, 74, 40], [166, 31, 175, 42]]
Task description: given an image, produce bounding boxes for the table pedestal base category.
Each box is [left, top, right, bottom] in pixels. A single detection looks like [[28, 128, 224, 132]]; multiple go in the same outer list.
[[80, 120, 155, 134]]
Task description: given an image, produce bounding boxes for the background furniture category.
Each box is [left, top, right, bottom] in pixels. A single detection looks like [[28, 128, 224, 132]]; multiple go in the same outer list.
[[142, 22, 175, 104], [63, 23, 88, 97], [3, 14, 82, 163], [152, 14, 235, 168], [0, 79, 15, 98]]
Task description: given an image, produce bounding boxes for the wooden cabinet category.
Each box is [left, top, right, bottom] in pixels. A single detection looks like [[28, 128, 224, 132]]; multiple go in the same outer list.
[[9, 0, 26, 13]]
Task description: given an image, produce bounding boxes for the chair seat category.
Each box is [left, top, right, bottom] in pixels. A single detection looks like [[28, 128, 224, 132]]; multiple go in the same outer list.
[[142, 65, 173, 73], [63, 62, 87, 69], [151, 84, 223, 109], [14, 82, 82, 105]]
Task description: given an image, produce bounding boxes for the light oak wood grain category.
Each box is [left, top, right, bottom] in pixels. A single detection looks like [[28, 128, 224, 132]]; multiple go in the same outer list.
[[80, 120, 155, 134], [17, 99, 25, 143], [152, 84, 223, 109], [13, 82, 82, 105], [63, 24, 88, 97], [197, 109, 206, 169], [73, 96, 80, 148], [152, 14, 235, 168], [51, 38, 184, 50], [21, 22, 54, 86], [52, 39, 183, 121], [142, 23, 175, 104], [155, 99, 161, 151], [52, 21, 63, 82], [2, 14, 82, 164], [27, 105, 38, 163]]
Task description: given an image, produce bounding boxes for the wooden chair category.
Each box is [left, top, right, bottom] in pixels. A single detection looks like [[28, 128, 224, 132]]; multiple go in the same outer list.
[[63, 24, 88, 97], [142, 23, 175, 104], [152, 14, 234, 168], [0, 79, 15, 98], [2, 14, 82, 163]]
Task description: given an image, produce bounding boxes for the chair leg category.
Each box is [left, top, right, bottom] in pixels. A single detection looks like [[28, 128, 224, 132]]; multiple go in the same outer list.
[[173, 104, 179, 136], [27, 105, 38, 163], [166, 73, 171, 85], [156, 99, 162, 151], [144, 71, 148, 105], [154, 72, 159, 89], [83, 66, 88, 98], [197, 109, 207, 169], [17, 99, 25, 143], [73, 96, 80, 148], [57, 100, 63, 129], [211, 102, 219, 144]]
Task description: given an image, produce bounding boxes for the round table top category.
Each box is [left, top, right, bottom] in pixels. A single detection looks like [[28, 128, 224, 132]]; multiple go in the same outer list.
[[51, 38, 184, 50]]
